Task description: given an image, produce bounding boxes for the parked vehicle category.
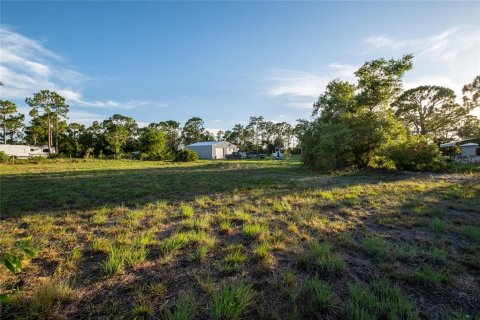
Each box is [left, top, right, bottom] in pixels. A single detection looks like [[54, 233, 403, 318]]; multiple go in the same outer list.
[[0, 144, 54, 159], [247, 152, 265, 159], [225, 151, 247, 159], [271, 147, 284, 160]]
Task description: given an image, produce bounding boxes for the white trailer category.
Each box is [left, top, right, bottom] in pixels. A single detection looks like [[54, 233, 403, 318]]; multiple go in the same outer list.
[[0, 145, 53, 159]]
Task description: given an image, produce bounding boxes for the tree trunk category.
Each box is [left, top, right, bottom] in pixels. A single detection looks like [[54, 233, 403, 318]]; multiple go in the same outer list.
[[47, 113, 52, 152], [55, 114, 59, 153], [3, 121, 6, 144]]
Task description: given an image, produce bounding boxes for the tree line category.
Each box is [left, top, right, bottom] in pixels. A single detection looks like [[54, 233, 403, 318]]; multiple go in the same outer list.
[[297, 54, 479, 171], [0, 85, 299, 159]]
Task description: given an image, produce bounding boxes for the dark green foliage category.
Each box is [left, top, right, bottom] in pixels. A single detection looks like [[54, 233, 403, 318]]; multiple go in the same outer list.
[[300, 55, 412, 171], [138, 127, 168, 160], [376, 135, 446, 171], [175, 149, 198, 162], [0, 150, 8, 162]]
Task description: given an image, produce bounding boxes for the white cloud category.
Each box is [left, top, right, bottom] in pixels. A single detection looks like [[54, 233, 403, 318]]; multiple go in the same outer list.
[[363, 26, 480, 63], [265, 63, 358, 99], [0, 26, 165, 114]]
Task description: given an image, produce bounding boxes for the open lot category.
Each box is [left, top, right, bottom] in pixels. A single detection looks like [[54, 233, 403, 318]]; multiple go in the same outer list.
[[1, 159, 479, 319]]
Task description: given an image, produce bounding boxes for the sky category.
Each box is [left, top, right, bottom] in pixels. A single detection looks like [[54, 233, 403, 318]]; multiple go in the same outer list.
[[1, 1, 479, 133]]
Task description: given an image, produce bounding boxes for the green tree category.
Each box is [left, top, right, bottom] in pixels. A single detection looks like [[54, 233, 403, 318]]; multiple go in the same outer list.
[[393, 85, 466, 141], [182, 117, 212, 145], [246, 116, 265, 152], [300, 55, 413, 170], [5, 113, 25, 144], [26, 90, 68, 153], [462, 75, 480, 111], [138, 127, 168, 160], [62, 123, 86, 157], [312, 80, 356, 119], [355, 54, 414, 112], [457, 115, 480, 139], [104, 124, 129, 159], [153, 120, 182, 155], [0, 100, 18, 144], [102, 114, 138, 156], [25, 110, 47, 146]]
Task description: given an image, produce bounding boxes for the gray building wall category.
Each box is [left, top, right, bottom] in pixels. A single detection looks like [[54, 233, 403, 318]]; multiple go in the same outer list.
[[460, 145, 479, 156], [186, 142, 238, 159], [186, 145, 213, 159]]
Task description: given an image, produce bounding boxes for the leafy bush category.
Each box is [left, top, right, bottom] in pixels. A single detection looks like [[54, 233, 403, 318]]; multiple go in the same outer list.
[[48, 153, 64, 159], [376, 135, 446, 172], [0, 151, 8, 163], [175, 149, 198, 162]]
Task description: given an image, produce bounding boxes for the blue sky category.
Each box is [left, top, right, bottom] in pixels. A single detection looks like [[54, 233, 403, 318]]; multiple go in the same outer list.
[[1, 1, 479, 132]]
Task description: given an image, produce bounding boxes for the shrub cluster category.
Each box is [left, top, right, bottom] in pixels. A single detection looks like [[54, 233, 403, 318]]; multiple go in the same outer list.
[[174, 149, 198, 162], [375, 136, 446, 172]]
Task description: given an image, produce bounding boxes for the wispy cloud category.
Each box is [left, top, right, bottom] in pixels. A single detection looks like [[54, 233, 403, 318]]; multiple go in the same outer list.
[[0, 27, 165, 113], [363, 26, 479, 62], [265, 63, 358, 99]]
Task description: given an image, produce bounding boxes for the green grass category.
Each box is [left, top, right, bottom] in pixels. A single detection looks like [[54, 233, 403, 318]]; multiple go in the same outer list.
[[28, 279, 76, 318], [306, 276, 335, 314], [211, 281, 254, 320], [160, 230, 212, 257], [242, 223, 268, 238], [348, 277, 418, 320], [297, 242, 345, 275], [431, 217, 448, 232], [163, 296, 196, 320], [222, 244, 247, 272], [459, 225, 480, 241], [0, 159, 478, 319], [412, 266, 449, 284], [362, 235, 391, 260], [179, 204, 195, 218]]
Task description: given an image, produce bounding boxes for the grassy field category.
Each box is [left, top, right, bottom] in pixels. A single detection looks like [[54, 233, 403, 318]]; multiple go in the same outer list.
[[1, 159, 479, 319]]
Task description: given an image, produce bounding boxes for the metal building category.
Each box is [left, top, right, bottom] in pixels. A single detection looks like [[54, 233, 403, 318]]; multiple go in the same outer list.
[[185, 141, 238, 159]]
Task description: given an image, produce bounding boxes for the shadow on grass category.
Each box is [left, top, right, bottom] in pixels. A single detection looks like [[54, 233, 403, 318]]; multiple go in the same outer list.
[[0, 162, 408, 217]]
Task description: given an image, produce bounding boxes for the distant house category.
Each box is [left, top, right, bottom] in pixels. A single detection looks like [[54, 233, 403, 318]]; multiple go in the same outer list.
[[0, 144, 55, 159], [185, 141, 238, 159], [440, 138, 480, 163]]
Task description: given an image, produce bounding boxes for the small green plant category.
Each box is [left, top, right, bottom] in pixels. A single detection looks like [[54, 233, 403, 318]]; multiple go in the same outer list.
[[306, 275, 335, 313], [347, 277, 417, 320], [252, 242, 272, 261], [431, 217, 447, 232], [29, 279, 76, 318], [0, 150, 9, 163], [460, 225, 480, 241], [362, 235, 391, 260], [412, 266, 448, 284], [223, 244, 247, 272], [179, 204, 195, 218], [190, 245, 209, 262], [211, 281, 254, 320], [163, 296, 196, 320], [0, 237, 36, 302], [175, 149, 198, 162], [160, 230, 211, 257], [219, 220, 232, 234], [102, 233, 150, 275], [298, 242, 345, 275], [91, 238, 112, 253], [242, 223, 268, 238], [132, 301, 154, 319]]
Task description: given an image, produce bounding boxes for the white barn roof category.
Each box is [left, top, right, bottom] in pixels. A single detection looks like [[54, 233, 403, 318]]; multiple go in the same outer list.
[[187, 141, 223, 147]]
